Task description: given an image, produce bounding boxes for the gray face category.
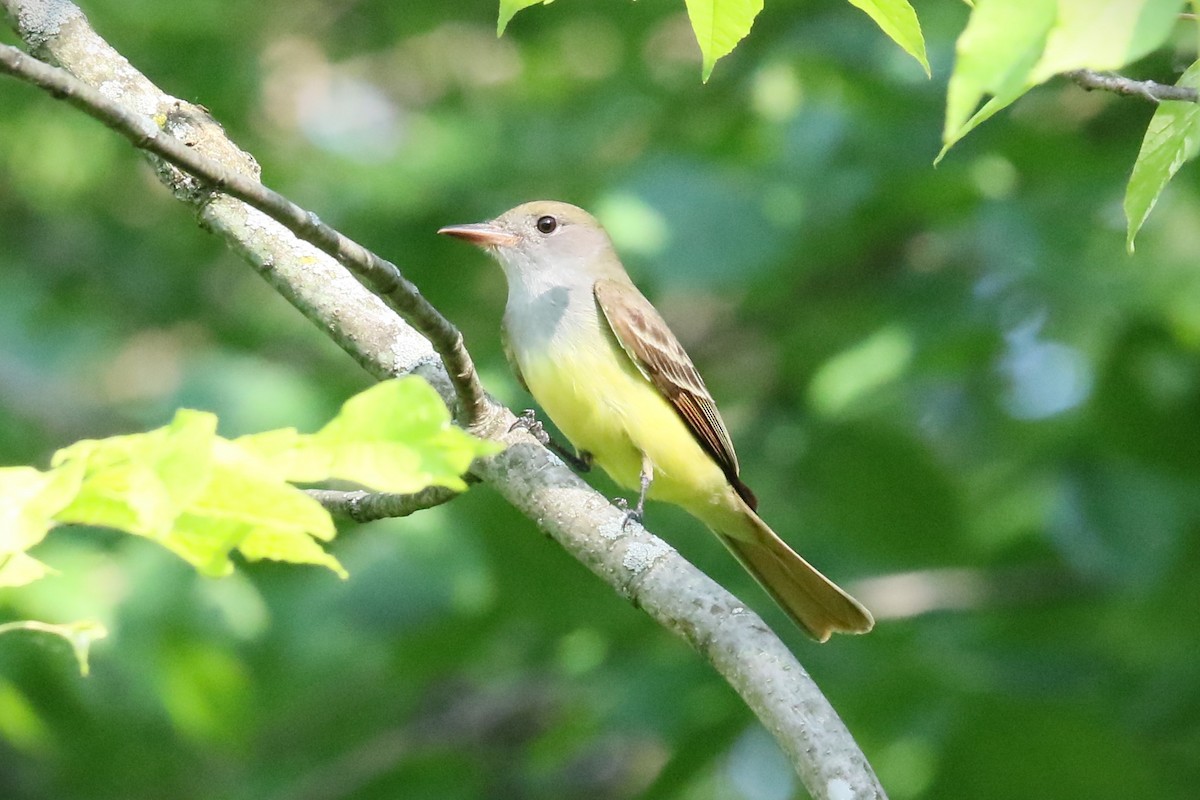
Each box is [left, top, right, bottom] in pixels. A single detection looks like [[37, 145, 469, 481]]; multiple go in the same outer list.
[[440, 200, 619, 287], [486, 201, 615, 279]]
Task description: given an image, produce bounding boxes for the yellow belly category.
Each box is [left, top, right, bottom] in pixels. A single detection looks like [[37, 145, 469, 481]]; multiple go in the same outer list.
[[518, 335, 731, 510]]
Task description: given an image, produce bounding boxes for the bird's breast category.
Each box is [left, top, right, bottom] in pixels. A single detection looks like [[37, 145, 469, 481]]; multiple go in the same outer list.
[[515, 308, 644, 478], [510, 299, 728, 506]]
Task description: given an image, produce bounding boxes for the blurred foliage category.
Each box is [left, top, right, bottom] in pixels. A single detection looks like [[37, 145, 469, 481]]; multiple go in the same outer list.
[[2, 1, 1200, 799]]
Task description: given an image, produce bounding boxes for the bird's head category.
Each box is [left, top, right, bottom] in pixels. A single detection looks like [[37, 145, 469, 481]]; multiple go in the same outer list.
[[439, 200, 618, 284]]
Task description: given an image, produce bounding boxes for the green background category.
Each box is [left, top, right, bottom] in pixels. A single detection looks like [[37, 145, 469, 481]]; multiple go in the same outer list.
[[2, 1, 1199, 797]]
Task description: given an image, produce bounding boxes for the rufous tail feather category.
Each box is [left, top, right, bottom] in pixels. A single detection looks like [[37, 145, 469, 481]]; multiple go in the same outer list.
[[708, 500, 873, 642]]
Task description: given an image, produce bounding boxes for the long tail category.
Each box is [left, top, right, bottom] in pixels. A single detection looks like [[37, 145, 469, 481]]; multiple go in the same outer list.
[[701, 498, 874, 642]]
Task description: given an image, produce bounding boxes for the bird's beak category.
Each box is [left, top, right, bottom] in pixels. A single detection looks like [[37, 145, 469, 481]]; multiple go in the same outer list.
[[437, 221, 519, 248]]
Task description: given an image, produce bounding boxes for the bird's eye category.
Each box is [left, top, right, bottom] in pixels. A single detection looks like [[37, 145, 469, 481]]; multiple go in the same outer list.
[[536, 215, 558, 234]]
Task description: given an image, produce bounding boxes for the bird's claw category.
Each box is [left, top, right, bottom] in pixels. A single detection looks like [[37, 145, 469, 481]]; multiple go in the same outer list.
[[510, 409, 550, 445], [512, 410, 593, 473], [614, 497, 644, 530]]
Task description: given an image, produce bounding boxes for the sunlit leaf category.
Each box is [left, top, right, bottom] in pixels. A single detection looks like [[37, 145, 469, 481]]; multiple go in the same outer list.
[[942, 0, 1184, 159], [1, 380, 493, 581], [941, 0, 1056, 159], [0, 462, 83, 560], [1125, 60, 1200, 251], [0, 552, 55, 588], [1030, 0, 1185, 84], [684, 0, 764, 82], [236, 526, 346, 578], [246, 377, 502, 494], [233, 427, 303, 480], [0, 620, 108, 676], [49, 410, 344, 577], [846, 0, 930, 76], [174, 439, 342, 577], [497, 0, 554, 36], [309, 377, 502, 492], [53, 410, 216, 540]]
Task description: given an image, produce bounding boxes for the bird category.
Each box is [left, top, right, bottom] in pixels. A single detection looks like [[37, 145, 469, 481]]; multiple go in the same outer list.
[[439, 200, 873, 641]]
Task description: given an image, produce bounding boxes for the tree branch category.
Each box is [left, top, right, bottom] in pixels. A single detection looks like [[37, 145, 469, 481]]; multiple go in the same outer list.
[[0, 2, 885, 797], [307, 485, 464, 522], [1066, 68, 1199, 104]]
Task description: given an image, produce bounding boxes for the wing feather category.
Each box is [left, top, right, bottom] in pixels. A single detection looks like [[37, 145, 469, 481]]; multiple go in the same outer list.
[[594, 278, 757, 509]]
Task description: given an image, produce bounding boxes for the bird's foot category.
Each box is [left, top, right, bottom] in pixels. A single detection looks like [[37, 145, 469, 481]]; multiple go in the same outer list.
[[614, 497, 645, 530], [510, 409, 593, 473], [617, 458, 653, 529], [510, 408, 550, 444]]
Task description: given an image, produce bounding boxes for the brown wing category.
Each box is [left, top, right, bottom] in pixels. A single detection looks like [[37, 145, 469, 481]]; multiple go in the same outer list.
[[594, 279, 757, 510]]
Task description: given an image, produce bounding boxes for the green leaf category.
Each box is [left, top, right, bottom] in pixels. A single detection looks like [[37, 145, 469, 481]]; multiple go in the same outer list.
[[302, 377, 502, 493], [497, 0, 554, 36], [941, 0, 1184, 159], [1030, 0, 1185, 84], [51, 409, 345, 577], [236, 525, 346, 578], [0, 552, 55, 589], [241, 378, 501, 494], [3, 380, 493, 582], [175, 439, 343, 577], [846, 0, 930, 76], [684, 0, 765, 82], [0, 463, 83, 561], [941, 0, 1057, 159], [1125, 60, 1200, 251], [232, 427, 303, 480], [0, 620, 108, 676], [53, 409, 217, 541]]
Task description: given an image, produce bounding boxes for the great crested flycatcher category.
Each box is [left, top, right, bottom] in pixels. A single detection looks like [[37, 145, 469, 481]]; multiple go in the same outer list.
[[439, 201, 873, 641]]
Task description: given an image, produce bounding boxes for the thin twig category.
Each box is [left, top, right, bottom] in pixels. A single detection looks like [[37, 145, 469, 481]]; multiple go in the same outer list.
[[0, 43, 488, 427], [306, 485, 463, 522], [1066, 68, 1199, 104]]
